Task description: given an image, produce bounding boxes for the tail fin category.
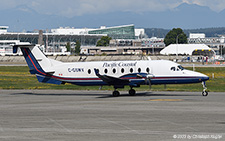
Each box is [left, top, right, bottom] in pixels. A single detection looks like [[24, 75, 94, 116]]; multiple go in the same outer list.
[[13, 43, 46, 75], [13, 43, 63, 85]]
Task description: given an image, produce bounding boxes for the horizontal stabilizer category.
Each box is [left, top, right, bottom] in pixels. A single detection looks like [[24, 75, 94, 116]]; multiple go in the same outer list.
[[36, 74, 62, 85], [44, 67, 55, 74], [13, 43, 33, 53]]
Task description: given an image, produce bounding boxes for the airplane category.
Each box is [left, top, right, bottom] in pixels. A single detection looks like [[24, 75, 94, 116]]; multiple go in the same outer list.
[[13, 43, 209, 97]]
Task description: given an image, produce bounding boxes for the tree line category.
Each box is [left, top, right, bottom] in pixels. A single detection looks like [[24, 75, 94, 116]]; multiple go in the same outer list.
[[145, 27, 225, 38]]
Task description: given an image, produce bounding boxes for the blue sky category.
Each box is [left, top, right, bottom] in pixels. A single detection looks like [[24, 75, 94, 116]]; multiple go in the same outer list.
[[1, 0, 225, 17]]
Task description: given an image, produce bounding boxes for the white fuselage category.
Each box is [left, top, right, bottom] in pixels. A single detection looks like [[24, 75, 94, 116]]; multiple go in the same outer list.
[[13, 44, 210, 96], [47, 60, 209, 86], [14, 45, 209, 87]]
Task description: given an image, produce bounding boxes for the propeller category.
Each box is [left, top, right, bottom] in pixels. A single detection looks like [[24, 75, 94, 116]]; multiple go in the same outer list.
[[145, 77, 151, 89], [145, 74, 154, 89]]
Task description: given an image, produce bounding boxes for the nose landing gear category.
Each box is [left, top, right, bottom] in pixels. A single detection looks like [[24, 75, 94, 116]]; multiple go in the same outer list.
[[202, 81, 208, 96]]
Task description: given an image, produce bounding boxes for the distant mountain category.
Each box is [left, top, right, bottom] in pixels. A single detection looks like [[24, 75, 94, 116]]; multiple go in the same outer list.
[[1, 3, 225, 32], [65, 3, 225, 29], [0, 5, 67, 31]]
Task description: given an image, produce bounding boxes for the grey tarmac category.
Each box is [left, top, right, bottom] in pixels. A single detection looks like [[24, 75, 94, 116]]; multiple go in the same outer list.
[[0, 89, 224, 141]]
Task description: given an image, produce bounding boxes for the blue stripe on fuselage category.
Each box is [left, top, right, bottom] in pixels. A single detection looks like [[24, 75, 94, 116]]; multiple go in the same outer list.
[[68, 77, 208, 86], [150, 77, 208, 84]]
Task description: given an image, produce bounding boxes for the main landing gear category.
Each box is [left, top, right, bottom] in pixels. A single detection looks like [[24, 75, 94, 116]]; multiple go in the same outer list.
[[202, 81, 208, 96], [112, 88, 136, 97], [112, 90, 120, 97], [129, 88, 136, 96]]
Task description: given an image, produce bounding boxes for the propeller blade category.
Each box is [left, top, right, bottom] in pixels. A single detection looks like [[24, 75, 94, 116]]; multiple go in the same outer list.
[[148, 78, 152, 89], [145, 77, 152, 89]]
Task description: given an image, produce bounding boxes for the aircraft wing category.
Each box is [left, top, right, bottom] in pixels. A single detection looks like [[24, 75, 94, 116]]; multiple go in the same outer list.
[[94, 69, 130, 87]]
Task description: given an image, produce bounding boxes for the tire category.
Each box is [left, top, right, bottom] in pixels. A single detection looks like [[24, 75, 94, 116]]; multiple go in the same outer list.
[[202, 91, 208, 96], [129, 89, 136, 96], [112, 91, 120, 97]]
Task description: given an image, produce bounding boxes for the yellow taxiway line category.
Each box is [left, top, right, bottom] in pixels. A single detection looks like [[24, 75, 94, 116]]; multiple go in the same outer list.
[[148, 99, 184, 102]]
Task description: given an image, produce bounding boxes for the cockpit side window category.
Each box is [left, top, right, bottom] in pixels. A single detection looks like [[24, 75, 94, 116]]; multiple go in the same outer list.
[[171, 65, 184, 71], [170, 67, 175, 71]]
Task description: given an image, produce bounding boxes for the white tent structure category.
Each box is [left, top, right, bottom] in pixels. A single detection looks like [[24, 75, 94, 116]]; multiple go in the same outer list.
[[160, 44, 215, 56]]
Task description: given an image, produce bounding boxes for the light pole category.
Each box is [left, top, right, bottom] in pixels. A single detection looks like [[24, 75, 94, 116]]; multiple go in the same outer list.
[[221, 45, 223, 59], [176, 33, 184, 60]]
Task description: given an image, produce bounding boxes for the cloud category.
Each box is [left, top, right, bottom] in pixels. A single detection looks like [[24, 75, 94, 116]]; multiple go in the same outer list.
[[31, 1, 40, 7], [59, 0, 181, 17], [1, 0, 225, 17], [182, 0, 225, 12], [0, 0, 20, 9]]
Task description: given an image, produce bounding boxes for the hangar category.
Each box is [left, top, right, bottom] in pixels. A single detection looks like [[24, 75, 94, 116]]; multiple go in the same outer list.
[[160, 44, 215, 56]]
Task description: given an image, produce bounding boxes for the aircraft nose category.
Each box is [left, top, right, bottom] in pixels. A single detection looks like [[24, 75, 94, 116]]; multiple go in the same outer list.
[[199, 73, 209, 81], [202, 76, 209, 81], [185, 70, 209, 82]]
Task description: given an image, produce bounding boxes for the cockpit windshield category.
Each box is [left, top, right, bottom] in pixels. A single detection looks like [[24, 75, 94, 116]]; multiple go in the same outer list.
[[178, 65, 184, 71]]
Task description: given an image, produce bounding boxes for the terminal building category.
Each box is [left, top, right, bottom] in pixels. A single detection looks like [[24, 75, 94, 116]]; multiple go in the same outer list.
[[88, 25, 135, 39], [51, 24, 142, 40], [0, 26, 104, 47], [0, 26, 8, 34], [2, 26, 222, 57], [0, 26, 106, 55], [0, 25, 163, 55]]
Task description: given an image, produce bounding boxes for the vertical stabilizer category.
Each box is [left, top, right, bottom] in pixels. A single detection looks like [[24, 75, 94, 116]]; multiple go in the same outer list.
[[13, 43, 62, 85], [13, 43, 56, 74]]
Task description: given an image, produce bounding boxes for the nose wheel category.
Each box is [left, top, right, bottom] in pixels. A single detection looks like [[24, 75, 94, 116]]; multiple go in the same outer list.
[[202, 91, 208, 96], [202, 81, 208, 96]]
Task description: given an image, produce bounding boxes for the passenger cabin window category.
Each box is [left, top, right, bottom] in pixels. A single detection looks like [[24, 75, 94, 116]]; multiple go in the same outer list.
[[121, 68, 124, 73], [138, 68, 141, 73], [130, 68, 133, 73], [113, 68, 116, 73], [104, 69, 108, 74], [88, 69, 91, 74], [146, 67, 150, 73]]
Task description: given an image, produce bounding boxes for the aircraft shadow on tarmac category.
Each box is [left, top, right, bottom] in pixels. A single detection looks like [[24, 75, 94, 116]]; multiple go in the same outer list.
[[98, 92, 199, 98], [11, 92, 104, 97], [11, 91, 199, 98]]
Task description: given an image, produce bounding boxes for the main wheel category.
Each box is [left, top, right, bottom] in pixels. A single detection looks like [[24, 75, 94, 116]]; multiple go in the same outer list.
[[202, 91, 208, 96], [112, 91, 120, 97], [129, 89, 136, 96]]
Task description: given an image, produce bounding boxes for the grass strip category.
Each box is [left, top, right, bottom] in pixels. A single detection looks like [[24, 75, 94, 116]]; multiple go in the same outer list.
[[0, 66, 225, 92]]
